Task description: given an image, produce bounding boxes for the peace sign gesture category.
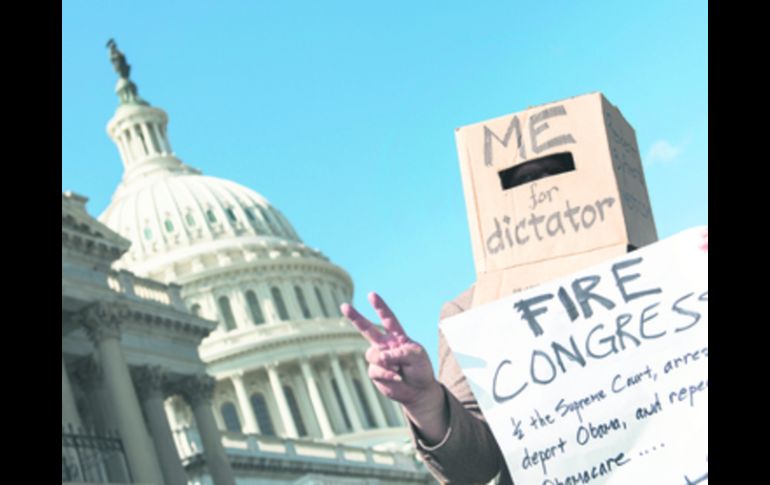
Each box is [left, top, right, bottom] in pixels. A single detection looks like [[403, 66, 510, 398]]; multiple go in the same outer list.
[[341, 292, 440, 408]]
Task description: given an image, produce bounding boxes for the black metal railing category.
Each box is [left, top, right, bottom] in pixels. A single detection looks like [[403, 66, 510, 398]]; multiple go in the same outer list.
[[62, 424, 132, 483]]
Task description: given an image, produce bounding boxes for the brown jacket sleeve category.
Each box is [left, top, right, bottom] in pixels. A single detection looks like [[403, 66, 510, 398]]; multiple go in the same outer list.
[[406, 286, 513, 484]]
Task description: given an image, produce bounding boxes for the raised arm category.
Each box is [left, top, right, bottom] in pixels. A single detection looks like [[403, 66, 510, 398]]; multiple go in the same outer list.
[[342, 291, 508, 484], [341, 292, 449, 443]]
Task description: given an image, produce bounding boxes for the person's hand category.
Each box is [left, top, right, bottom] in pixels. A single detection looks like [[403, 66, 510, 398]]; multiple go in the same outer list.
[[700, 227, 708, 252], [341, 292, 440, 408]]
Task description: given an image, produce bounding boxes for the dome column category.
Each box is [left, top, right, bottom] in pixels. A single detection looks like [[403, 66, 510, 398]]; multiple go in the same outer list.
[[300, 358, 334, 439], [266, 363, 298, 438], [317, 366, 346, 432], [330, 353, 363, 433], [230, 373, 259, 434]]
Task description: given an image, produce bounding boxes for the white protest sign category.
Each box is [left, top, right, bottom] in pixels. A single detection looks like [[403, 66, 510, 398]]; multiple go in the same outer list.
[[440, 227, 707, 485]]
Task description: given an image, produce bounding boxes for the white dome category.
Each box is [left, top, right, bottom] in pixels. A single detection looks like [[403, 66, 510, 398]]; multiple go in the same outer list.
[[100, 174, 303, 265], [96, 92, 332, 285]]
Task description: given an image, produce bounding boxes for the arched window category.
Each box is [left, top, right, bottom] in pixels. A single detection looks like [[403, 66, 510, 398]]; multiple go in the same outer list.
[[190, 304, 201, 316], [294, 286, 311, 319], [164, 220, 174, 232], [314, 286, 329, 318], [331, 378, 352, 431], [271, 287, 290, 321], [226, 208, 237, 222], [245, 291, 265, 325], [185, 213, 196, 227], [249, 393, 275, 436], [143, 227, 153, 240], [352, 378, 376, 428], [220, 402, 242, 433], [218, 296, 237, 331], [206, 209, 218, 223], [282, 386, 308, 437]]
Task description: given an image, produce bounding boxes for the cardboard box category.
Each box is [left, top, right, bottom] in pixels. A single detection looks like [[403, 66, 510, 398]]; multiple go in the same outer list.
[[455, 92, 657, 306]]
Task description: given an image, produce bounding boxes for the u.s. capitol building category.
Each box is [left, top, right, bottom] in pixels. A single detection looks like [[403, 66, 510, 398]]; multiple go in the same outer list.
[[62, 41, 433, 485]]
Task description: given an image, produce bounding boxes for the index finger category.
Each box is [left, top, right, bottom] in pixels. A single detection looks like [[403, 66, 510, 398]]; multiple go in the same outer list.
[[368, 292, 408, 338], [341, 303, 385, 345]]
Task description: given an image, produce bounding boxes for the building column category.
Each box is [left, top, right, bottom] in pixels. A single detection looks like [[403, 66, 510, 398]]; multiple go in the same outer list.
[[71, 357, 132, 482], [329, 354, 363, 432], [133, 366, 189, 485], [72, 357, 112, 434], [77, 303, 165, 485], [230, 373, 259, 434], [299, 359, 334, 439], [179, 375, 236, 485], [62, 356, 83, 429], [354, 353, 388, 428], [62, 355, 94, 483], [266, 364, 298, 438]]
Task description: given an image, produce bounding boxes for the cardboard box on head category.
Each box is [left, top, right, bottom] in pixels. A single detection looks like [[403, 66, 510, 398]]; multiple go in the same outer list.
[[455, 92, 658, 307]]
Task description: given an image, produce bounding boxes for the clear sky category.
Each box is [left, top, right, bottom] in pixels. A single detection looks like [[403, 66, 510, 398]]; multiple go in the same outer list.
[[62, 1, 708, 364]]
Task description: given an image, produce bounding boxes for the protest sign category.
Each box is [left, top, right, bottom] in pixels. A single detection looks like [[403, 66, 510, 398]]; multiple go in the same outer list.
[[440, 227, 707, 484]]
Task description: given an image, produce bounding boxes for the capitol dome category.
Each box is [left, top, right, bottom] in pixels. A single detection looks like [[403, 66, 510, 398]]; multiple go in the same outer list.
[[101, 172, 314, 277], [99, 95, 324, 286], [97, 43, 409, 451]]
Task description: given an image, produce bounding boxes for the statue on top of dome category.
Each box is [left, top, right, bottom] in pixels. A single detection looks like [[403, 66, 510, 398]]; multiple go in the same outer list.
[[107, 39, 131, 80], [106, 39, 148, 106]]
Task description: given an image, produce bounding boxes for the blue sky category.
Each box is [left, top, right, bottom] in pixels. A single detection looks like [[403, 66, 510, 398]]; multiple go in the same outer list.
[[62, 1, 707, 364]]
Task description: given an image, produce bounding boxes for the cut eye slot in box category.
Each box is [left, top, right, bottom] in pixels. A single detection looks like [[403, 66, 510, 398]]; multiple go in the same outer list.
[[498, 152, 576, 190]]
